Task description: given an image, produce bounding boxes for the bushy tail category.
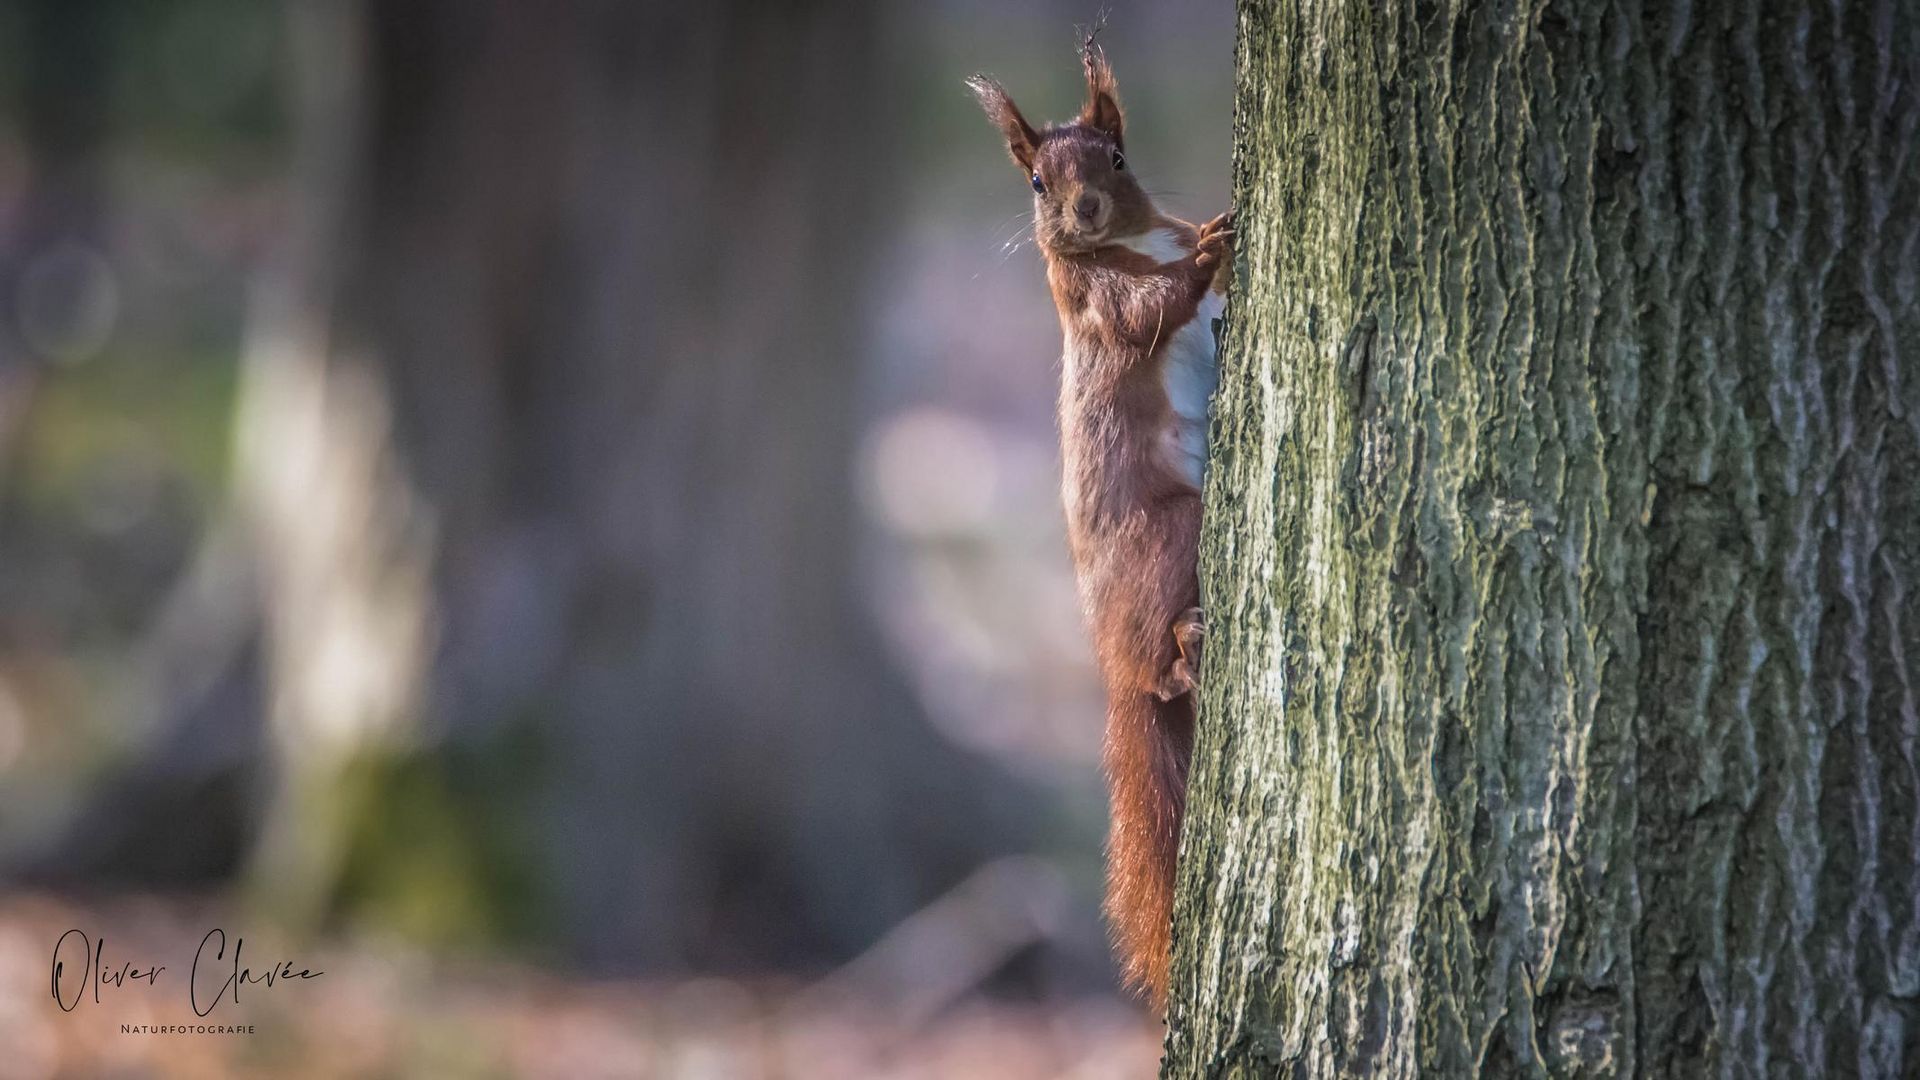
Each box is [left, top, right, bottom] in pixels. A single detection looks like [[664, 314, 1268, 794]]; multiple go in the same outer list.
[[1103, 689, 1195, 1006]]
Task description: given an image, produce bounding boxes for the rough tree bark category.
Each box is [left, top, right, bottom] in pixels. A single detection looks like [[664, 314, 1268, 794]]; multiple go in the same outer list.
[[1167, 0, 1919, 1076]]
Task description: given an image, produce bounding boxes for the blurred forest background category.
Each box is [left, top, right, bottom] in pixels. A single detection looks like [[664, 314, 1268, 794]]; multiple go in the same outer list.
[[0, 0, 1230, 1075]]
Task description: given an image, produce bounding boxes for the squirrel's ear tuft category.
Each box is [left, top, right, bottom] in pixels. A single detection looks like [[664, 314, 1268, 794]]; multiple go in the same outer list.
[[1079, 47, 1124, 149], [968, 75, 1040, 172]]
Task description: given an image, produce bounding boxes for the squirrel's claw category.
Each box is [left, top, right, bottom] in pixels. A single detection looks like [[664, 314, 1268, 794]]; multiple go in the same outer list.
[[1195, 215, 1235, 271]]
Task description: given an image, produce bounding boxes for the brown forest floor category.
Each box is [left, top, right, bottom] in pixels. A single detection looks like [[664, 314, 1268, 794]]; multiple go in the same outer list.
[[0, 893, 1160, 1079]]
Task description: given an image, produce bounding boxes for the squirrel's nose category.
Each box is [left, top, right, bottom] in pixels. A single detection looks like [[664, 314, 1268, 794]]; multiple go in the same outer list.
[[1074, 193, 1102, 224]]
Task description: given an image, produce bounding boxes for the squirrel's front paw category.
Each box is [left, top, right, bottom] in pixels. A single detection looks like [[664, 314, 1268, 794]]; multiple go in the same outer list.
[[1194, 212, 1235, 271]]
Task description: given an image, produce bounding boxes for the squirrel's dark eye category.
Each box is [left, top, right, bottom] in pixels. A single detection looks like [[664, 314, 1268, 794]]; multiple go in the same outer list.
[[1030, 173, 1046, 194], [1112, 149, 1126, 171]]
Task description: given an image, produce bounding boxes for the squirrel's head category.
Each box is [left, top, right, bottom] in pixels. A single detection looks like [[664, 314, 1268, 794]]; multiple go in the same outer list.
[[968, 48, 1154, 255]]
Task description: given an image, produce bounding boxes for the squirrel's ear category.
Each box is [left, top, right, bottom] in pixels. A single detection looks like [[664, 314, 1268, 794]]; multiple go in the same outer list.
[[1079, 47, 1124, 149], [968, 75, 1040, 172]]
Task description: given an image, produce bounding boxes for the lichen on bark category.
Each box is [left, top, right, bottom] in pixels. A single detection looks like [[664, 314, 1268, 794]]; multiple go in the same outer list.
[[1166, 0, 1920, 1076]]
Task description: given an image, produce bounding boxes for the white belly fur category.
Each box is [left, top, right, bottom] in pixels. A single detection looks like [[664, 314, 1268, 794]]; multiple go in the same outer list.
[[1115, 227, 1189, 265], [1161, 290, 1223, 489]]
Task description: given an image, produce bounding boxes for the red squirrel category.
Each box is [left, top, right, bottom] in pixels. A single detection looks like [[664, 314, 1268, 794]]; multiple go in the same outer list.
[[970, 45, 1230, 1006]]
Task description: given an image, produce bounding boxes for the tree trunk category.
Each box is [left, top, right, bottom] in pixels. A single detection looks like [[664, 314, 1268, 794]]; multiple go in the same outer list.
[[1167, 0, 1920, 1075]]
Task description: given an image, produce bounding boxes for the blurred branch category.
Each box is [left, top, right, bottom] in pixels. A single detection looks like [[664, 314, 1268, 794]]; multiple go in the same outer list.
[[799, 855, 1075, 1029], [9, 518, 262, 883]]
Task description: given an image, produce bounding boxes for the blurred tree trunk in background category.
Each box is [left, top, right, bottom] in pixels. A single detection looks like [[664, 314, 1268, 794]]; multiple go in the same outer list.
[[0, 0, 113, 467], [3, 1, 269, 886], [238, 0, 1037, 969], [1168, 0, 1919, 1075]]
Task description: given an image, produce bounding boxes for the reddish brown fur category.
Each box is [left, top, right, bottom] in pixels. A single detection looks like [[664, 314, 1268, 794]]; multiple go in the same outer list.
[[970, 48, 1230, 1007]]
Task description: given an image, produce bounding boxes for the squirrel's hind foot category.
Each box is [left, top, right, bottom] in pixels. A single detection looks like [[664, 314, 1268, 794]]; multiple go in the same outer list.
[[1154, 607, 1206, 700]]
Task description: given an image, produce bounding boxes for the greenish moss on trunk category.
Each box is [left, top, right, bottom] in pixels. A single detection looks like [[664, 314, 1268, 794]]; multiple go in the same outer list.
[[1167, 0, 1920, 1075]]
